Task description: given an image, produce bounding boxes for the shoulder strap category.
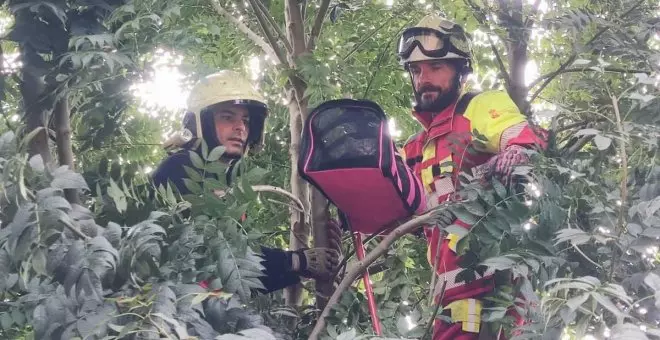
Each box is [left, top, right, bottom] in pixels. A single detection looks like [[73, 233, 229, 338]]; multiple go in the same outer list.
[[455, 91, 481, 115]]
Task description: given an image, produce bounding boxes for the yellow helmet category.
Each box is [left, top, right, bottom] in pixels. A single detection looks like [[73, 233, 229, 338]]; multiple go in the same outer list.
[[164, 70, 268, 153], [397, 14, 473, 71]]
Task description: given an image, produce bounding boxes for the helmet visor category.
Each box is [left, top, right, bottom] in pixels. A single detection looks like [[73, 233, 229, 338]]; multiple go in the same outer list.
[[397, 27, 469, 60]]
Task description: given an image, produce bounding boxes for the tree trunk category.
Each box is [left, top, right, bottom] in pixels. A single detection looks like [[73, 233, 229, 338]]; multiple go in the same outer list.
[[20, 53, 52, 166], [310, 187, 333, 310], [53, 95, 79, 204], [501, 0, 530, 114], [285, 91, 310, 306], [282, 0, 313, 306]]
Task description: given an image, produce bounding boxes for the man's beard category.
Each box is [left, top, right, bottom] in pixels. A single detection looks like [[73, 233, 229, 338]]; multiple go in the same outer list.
[[414, 76, 461, 112]]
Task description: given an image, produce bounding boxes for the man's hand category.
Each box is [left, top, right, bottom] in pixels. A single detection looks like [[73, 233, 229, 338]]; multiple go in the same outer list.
[[486, 145, 530, 181], [291, 218, 344, 280], [436, 209, 455, 228], [292, 248, 340, 280]]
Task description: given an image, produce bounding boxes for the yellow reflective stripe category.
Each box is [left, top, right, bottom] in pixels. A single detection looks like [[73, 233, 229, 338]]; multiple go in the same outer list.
[[421, 142, 436, 192], [447, 233, 460, 252], [463, 91, 527, 153], [438, 155, 453, 174], [464, 299, 481, 333], [446, 299, 482, 334]]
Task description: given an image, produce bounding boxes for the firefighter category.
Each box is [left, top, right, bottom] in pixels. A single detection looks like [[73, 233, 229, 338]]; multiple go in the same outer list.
[[396, 14, 547, 339], [151, 70, 341, 294]]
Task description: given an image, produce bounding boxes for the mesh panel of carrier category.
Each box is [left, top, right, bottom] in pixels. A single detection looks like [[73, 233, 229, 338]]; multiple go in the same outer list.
[[308, 106, 381, 171]]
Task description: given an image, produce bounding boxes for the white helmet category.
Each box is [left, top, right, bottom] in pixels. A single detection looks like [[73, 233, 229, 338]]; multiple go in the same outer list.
[[397, 14, 473, 72], [164, 70, 268, 153]]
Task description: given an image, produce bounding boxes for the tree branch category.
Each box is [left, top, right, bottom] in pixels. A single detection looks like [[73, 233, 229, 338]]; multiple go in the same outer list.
[[61, 217, 91, 241], [246, 0, 289, 65], [487, 35, 512, 89], [610, 91, 629, 282], [306, 0, 331, 51], [253, 0, 293, 54], [533, 67, 652, 85], [53, 95, 79, 204], [528, 0, 647, 102], [463, 0, 512, 88], [554, 118, 607, 134], [561, 135, 593, 157], [251, 185, 305, 213], [307, 209, 444, 340], [211, 1, 280, 63], [523, 0, 544, 28]]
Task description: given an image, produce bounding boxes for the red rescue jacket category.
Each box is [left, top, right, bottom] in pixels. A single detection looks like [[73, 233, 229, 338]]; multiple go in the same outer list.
[[401, 90, 547, 305]]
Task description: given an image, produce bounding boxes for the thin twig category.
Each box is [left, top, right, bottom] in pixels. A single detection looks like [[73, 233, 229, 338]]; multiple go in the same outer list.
[[341, 17, 395, 61], [554, 118, 607, 134], [422, 281, 446, 340], [253, 0, 293, 53], [61, 218, 91, 241], [211, 1, 279, 63], [362, 19, 410, 99], [487, 34, 512, 90], [463, 0, 511, 87], [265, 198, 305, 214], [252, 185, 305, 213], [609, 91, 628, 281], [534, 67, 652, 84], [307, 209, 443, 340], [306, 0, 331, 50], [246, 0, 289, 66], [523, 0, 544, 28], [572, 243, 603, 269], [528, 0, 647, 101]]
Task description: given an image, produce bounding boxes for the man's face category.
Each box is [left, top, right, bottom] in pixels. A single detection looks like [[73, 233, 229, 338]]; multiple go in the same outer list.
[[212, 105, 249, 157], [409, 60, 460, 112]]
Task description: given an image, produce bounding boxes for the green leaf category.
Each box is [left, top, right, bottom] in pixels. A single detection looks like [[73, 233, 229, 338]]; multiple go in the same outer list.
[[189, 151, 205, 169], [642, 227, 660, 238], [51, 166, 90, 191], [449, 206, 478, 225], [245, 167, 268, 183], [444, 224, 468, 238], [107, 179, 127, 213], [0, 312, 11, 330], [481, 256, 517, 271], [10, 309, 24, 326], [591, 292, 625, 318], [464, 200, 486, 216], [183, 179, 203, 194], [555, 228, 591, 246], [491, 178, 507, 199], [191, 292, 210, 306], [183, 165, 203, 182], [208, 146, 226, 162], [32, 248, 47, 276], [594, 135, 612, 150], [205, 162, 228, 175], [566, 293, 590, 312], [40, 196, 71, 212], [481, 307, 507, 322]]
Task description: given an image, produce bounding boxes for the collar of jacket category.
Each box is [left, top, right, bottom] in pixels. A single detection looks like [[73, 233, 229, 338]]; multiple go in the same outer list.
[[412, 99, 460, 138]]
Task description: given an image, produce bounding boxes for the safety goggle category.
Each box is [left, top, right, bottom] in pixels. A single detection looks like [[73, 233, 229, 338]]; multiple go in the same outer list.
[[397, 27, 469, 60]]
